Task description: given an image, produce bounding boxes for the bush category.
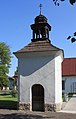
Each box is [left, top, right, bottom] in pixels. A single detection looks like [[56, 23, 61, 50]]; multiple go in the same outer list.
[[11, 90, 17, 97]]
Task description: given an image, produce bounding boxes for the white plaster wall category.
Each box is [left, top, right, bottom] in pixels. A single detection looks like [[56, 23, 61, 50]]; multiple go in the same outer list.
[[18, 53, 56, 104], [63, 76, 76, 93], [55, 55, 63, 103]]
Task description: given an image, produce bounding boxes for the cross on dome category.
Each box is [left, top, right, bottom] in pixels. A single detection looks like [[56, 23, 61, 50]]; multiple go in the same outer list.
[[39, 4, 42, 15]]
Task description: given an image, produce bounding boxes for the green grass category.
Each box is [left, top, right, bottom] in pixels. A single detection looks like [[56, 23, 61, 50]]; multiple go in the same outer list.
[[0, 91, 18, 109]]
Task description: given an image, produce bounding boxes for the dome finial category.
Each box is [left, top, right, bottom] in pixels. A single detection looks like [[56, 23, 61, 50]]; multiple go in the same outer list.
[[39, 4, 42, 15]]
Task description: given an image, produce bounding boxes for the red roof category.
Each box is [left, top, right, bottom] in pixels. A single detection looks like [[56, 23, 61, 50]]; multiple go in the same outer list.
[[62, 58, 76, 76]]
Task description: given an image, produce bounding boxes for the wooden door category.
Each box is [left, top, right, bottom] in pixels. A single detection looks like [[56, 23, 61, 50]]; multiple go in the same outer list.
[[32, 84, 44, 111]]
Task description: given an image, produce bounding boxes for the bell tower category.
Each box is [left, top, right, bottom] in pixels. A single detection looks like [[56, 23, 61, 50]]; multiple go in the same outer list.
[[31, 4, 51, 42]]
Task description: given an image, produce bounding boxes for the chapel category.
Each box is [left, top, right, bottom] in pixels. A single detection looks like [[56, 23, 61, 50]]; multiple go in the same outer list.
[[14, 6, 64, 111]]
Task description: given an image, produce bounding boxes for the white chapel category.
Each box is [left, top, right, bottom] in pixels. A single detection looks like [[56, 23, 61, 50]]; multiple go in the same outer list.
[[14, 8, 64, 111]]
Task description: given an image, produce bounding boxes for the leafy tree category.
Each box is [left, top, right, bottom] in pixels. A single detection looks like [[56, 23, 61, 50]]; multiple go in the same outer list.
[[0, 76, 9, 90], [2, 77, 9, 89], [67, 32, 76, 43], [53, 0, 76, 43], [53, 0, 76, 6], [0, 42, 11, 89], [0, 76, 4, 89]]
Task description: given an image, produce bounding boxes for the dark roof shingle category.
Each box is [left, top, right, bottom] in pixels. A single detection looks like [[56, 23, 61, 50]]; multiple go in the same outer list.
[[14, 40, 62, 53]]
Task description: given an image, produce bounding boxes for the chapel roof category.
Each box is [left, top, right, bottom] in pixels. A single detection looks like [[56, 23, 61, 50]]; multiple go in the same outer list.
[[62, 58, 76, 76], [14, 40, 63, 54], [35, 14, 47, 24]]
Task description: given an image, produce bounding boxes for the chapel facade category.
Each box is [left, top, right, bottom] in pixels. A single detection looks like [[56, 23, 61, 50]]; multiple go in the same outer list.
[[14, 8, 64, 111]]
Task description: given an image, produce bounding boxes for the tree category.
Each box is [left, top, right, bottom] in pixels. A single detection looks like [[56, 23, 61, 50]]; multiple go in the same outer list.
[[0, 42, 11, 89], [0, 76, 9, 90], [67, 32, 76, 43], [53, 0, 76, 43], [53, 0, 76, 6], [3, 77, 9, 89]]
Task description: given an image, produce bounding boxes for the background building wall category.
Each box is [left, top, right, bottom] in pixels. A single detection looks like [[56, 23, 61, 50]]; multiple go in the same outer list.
[[62, 76, 76, 94]]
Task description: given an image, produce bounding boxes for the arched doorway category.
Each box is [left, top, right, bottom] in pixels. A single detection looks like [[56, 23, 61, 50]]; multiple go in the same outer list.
[[32, 84, 44, 111]]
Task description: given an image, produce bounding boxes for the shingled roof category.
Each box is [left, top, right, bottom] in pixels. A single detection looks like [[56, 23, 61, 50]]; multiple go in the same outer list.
[[14, 40, 63, 54], [62, 58, 76, 76]]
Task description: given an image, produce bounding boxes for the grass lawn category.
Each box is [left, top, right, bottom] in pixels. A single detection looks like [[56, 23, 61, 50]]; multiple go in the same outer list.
[[0, 91, 18, 109]]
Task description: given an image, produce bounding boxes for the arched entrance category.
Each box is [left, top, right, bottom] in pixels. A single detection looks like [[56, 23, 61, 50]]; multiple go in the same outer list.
[[32, 84, 44, 111]]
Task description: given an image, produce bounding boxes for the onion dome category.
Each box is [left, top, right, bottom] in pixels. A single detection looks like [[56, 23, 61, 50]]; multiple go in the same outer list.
[[35, 14, 47, 24]]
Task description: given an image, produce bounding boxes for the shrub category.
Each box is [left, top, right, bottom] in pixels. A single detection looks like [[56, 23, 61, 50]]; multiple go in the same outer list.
[[11, 90, 17, 97]]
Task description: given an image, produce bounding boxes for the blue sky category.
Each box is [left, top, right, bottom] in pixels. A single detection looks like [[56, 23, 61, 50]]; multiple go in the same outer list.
[[0, 0, 76, 76]]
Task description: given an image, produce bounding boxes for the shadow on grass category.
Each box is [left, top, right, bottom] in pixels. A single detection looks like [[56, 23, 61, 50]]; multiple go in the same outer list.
[[0, 100, 18, 110], [0, 93, 10, 96]]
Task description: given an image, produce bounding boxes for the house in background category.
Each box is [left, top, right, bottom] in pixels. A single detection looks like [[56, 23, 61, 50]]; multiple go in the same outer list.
[[2, 69, 18, 90], [9, 77, 15, 90], [9, 69, 18, 90], [62, 58, 76, 94], [9, 77, 17, 90]]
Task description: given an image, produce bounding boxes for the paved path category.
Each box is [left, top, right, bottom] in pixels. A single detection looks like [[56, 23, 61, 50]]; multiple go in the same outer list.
[[60, 94, 76, 113], [0, 109, 76, 119]]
